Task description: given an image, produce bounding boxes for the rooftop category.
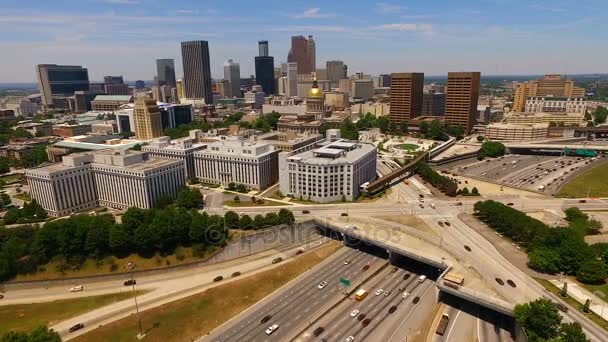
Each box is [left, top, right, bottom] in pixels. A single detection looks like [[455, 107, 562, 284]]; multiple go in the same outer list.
[[92, 95, 133, 102], [287, 139, 375, 165]]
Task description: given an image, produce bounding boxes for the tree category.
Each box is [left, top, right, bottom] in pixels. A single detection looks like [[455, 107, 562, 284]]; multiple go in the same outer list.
[[559, 322, 590, 342], [419, 121, 430, 135], [238, 215, 253, 230], [175, 187, 204, 209], [528, 247, 561, 273], [0, 192, 11, 207], [476, 136, 485, 142], [278, 208, 295, 225], [471, 187, 479, 195], [224, 211, 239, 228], [461, 187, 469, 195], [155, 195, 173, 209], [233, 195, 240, 203], [0, 158, 10, 174], [576, 259, 608, 284], [109, 224, 131, 256], [26, 325, 62, 342], [594, 106, 608, 124], [583, 298, 591, 313], [564, 207, 588, 222], [253, 214, 266, 229], [514, 298, 562, 341], [189, 212, 209, 243], [236, 184, 248, 193], [560, 282, 568, 297], [478, 141, 506, 160], [228, 182, 236, 191]]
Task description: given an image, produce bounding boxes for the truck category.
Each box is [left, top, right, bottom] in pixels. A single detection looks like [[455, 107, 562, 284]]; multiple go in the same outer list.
[[443, 272, 464, 287], [436, 313, 450, 336], [355, 289, 368, 301]]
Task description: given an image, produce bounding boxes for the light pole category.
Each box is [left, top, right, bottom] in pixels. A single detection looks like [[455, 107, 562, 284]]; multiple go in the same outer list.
[[127, 262, 145, 339]]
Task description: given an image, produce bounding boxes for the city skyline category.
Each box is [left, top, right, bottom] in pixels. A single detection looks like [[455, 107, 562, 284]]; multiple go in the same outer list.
[[1, 0, 606, 82]]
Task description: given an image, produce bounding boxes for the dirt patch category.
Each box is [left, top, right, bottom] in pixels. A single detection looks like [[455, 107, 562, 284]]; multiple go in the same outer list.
[[374, 215, 437, 235]]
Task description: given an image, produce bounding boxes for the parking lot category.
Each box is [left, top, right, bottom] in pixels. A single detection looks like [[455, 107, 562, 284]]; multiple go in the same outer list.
[[445, 154, 605, 195]]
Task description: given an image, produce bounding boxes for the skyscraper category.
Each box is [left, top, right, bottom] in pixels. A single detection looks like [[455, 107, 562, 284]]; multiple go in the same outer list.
[[287, 62, 298, 97], [36, 64, 90, 109], [255, 41, 275, 95], [513, 74, 586, 112], [389, 73, 424, 124], [445, 72, 481, 133], [288, 35, 315, 75], [104, 76, 123, 84], [156, 59, 176, 87], [181, 40, 212, 104], [223, 59, 241, 99], [133, 96, 163, 140], [326, 60, 345, 86], [258, 40, 269, 57]]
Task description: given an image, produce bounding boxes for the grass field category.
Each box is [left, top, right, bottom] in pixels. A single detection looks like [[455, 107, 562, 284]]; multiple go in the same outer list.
[[557, 162, 608, 198], [0, 291, 145, 333], [0, 174, 23, 183], [14, 193, 31, 202], [396, 143, 420, 151], [14, 246, 221, 281], [72, 242, 341, 342], [222, 198, 288, 207]]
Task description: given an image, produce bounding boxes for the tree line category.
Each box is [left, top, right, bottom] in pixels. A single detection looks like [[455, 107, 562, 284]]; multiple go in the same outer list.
[[515, 298, 589, 342], [0, 204, 295, 282], [474, 200, 607, 284], [478, 141, 506, 160], [416, 162, 458, 196], [1, 326, 61, 342]]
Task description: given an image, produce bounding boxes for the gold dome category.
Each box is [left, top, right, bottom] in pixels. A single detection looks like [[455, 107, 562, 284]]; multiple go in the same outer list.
[[307, 80, 324, 98]]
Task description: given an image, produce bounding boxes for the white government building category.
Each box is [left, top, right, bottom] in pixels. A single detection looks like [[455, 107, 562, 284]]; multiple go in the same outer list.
[[26, 149, 186, 216], [142, 135, 207, 180], [279, 130, 377, 203], [193, 137, 279, 190]]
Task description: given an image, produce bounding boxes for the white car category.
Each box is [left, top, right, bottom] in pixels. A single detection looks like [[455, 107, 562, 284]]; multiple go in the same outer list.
[[350, 309, 360, 317], [70, 285, 84, 292], [402, 291, 410, 299], [375, 288, 384, 296], [345, 336, 355, 342], [265, 323, 279, 335], [318, 281, 328, 289], [344, 260, 351, 265]]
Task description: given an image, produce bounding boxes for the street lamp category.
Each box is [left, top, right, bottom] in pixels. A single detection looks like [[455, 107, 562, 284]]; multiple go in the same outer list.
[[127, 262, 145, 339]]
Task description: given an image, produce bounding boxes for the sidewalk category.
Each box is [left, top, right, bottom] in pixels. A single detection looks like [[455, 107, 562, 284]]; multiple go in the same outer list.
[[550, 279, 608, 321]]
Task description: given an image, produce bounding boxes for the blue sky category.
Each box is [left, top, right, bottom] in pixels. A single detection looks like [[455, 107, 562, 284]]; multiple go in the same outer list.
[[0, 0, 606, 82]]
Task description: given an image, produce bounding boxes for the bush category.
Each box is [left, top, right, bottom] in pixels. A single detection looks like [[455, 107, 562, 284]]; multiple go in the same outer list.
[[478, 141, 506, 160], [576, 259, 608, 284], [416, 163, 457, 196]]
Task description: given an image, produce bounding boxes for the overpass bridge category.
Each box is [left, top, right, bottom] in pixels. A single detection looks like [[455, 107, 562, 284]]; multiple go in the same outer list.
[[505, 142, 608, 153]]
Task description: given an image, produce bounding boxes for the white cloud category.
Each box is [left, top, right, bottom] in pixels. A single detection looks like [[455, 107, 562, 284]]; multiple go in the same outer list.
[[102, 0, 140, 4], [371, 23, 433, 33], [176, 9, 195, 14], [292, 8, 336, 19], [375, 2, 406, 14]]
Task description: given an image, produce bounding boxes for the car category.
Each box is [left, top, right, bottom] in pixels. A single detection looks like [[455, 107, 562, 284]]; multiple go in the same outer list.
[[418, 275, 427, 282], [344, 260, 351, 265], [391, 266, 398, 273], [388, 305, 398, 314], [402, 291, 410, 299], [272, 257, 283, 264], [444, 221, 451, 227], [357, 313, 366, 321], [419, 204, 424, 208], [295, 249, 304, 255], [345, 336, 355, 342], [419, 198, 425, 203], [313, 327, 325, 337], [265, 323, 279, 335], [507, 202, 514, 206], [213, 276, 223, 282], [69, 323, 84, 333], [495, 278, 504, 285], [318, 281, 328, 289], [579, 199, 587, 203], [231, 271, 241, 277], [413, 296, 420, 304], [438, 222, 444, 227], [123, 279, 136, 286], [70, 285, 84, 292], [260, 315, 272, 324], [507, 279, 517, 288], [350, 309, 360, 317], [454, 201, 463, 206], [375, 289, 384, 296], [403, 274, 411, 281], [341, 213, 348, 217], [555, 302, 569, 313], [302, 210, 310, 214], [464, 245, 471, 252], [362, 265, 370, 271], [384, 290, 391, 296], [419, 194, 424, 198], [362, 318, 371, 327]]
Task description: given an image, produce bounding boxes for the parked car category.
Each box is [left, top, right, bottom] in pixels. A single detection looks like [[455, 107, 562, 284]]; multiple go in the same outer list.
[[272, 257, 283, 264], [69, 323, 84, 333], [213, 276, 223, 282], [123, 279, 136, 286]]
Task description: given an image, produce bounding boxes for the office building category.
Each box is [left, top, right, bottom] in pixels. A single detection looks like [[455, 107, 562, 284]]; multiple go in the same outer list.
[[503, 112, 585, 126], [71, 90, 101, 113], [26, 149, 185, 216], [156, 59, 176, 87], [193, 137, 279, 190], [422, 92, 446, 116], [315, 69, 327, 81], [513, 74, 586, 112], [135, 80, 145, 90], [52, 123, 92, 137], [287, 62, 298, 97], [104, 76, 123, 85], [326, 60, 345, 86], [255, 41, 276, 95], [351, 79, 374, 101], [104, 83, 130, 95], [133, 96, 163, 140], [176, 79, 185, 99], [339, 79, 352, 95], [389, 73, 424, 124], [524, 97, 586, 114], [485, 123, 549, 141], [159, 103, 194, 129], [325, 92, 349, 110], [36, 64, 90, 109], [445, 72, 480, 133], [244, 85, 265, 109], [181, 40, 212, 104], [278, 134, 377, 203], [143, 136, 206, 179], [152, 85, 175, 103], [91, 95, 133, 111], [224, 58, 241, 99], [288, 35, 315, 75]]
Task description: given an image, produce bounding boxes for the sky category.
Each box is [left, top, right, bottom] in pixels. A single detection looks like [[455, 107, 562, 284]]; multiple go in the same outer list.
[[0, 0, 606, 82]]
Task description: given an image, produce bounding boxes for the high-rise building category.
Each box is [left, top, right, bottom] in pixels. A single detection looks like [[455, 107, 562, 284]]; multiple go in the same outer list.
[[351, 79, 374, 101], [133, 96, 163, 140], [379, 74, 392, 88], [445, 72, 480, 133], [104, 76, 123, 85], [176, 79, 185, 99], [181, 40, 212, 104], [389, 73, 424, 123], [513, 74, 586, 112], [36, 64, 90, 109], [259, 40, 269, 57], [287, 62, 298, 97], [223, 58, 241, 99], [135, 80, 145, 89], [156, 59, 176, 87], [255, 41, 275, 95], [288, 35, 315, 74], [422, 92, 446, 116]]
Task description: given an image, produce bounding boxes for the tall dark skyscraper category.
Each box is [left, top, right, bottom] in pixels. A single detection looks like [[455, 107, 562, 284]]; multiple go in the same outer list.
[[287, 35, 315, 75], [156, 59, 176, 87], [104, 76, 124, 84], [255, 41, 275, 95], [36, 64, 90, 109], [180, 40, 212, 104]]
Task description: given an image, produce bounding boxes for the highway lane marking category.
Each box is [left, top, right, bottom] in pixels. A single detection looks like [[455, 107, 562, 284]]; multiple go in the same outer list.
[[444, 309, 462, 342]]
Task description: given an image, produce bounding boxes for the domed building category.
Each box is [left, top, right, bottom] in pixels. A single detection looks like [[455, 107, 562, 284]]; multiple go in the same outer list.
[[298, 79, 326, 121]]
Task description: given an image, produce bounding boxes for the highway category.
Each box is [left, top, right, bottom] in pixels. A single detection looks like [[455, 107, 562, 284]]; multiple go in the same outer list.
[[204, 248, 384, 342]]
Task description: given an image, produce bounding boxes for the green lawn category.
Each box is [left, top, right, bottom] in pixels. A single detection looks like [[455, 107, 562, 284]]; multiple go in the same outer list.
[[0, 174, 23, 183], [557, 162, 608, 198], [72, 243, 341, 342], [396, 143, 420, 151], [14, 193, 31, 202], [0, 291, 145, 333], [222, 199, 288, 207], [582, 283, 608, 303]]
